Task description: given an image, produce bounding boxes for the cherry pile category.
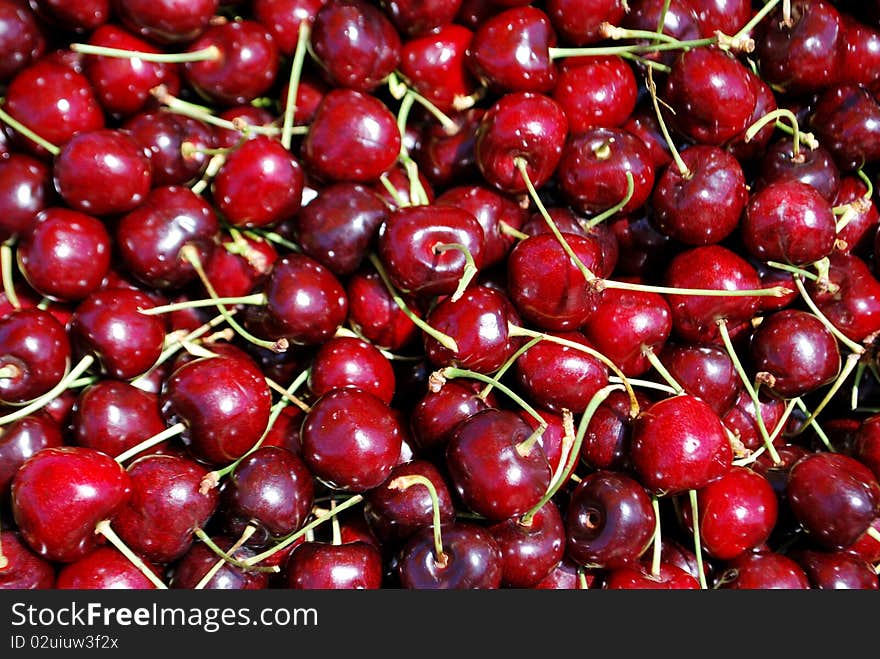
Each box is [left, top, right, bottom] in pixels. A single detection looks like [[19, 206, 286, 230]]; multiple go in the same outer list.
[[1, 0, 880, 591]]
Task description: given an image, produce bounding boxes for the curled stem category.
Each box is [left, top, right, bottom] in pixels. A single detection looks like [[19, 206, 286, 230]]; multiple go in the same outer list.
[[433, 242, 478, 302], [389, 475, 447, 567]]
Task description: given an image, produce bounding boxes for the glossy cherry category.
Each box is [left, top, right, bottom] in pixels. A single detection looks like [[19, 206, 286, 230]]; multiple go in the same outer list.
[[0, 412, 63, 498], [346, 267, 418, 351], [0, 308, 69, 405], [792, 549, 879, 589], [489, 500, 565, 588], [409, 380, 491, 455], [285, 540, 383, 589], [545, 0, 627, 46], [170, 537, 268, 589], [308, 336, 396, 405], [717, 551, 811, 589], [755, 138, 841, 204], [0, 0, 45, 83], [399, 24, 476, 114], [115, 0, 219, 44], [0, 153, 53, 242], [55, 547, 159, 589], [603, 563, 700, 590], [0, 530, 55, 589]]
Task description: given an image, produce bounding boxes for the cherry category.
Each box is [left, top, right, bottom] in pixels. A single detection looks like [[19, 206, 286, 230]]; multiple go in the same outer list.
[[170, 537, 268, 589], [415, 108, 483, 187], [854, 415, 880, 481], [489, 500, 565, 588], [380, 0, 462, 37], [397, 521, 503, 589], [622, 101, 674, 171], [446, 408, 551, 521], [300, 387, 403, 492], [399, 24, 476, 114], [346, 267, 418, 351], [603, 563, 700, 590], [294, 182, 388, 277], [3, 59, 104, 160], [11, 446, 131, 563], [811, 83, 880, 173], [658, 343, 740, 417], [689, 0, 751, 36], [0, 154, 53, 242], [565, 470, 656, 570], [409, 380, 491, 455], [204, 231, 278, 299], [716, 551, 811, 589], [474, 91, 568, 195], [534, 557, 588, 589], [621, 0, 703, 62], [556, 126, 656, 217], [285, 540, 383, 589], [55, 546, 160, 589], [466, 6, 557, 94], [0, 530, 55, 589], [834, 175, 879, 255], [630, 394, 732, 495], [114, 0, 219, 44], [211, 135, 303, 229], [787, 452, 880, 550], [0, 412, 63, 498], [71, 381, 167, 459], [545, 0, 627, 46], [808, 252, 880, 343], [17, 207, 111, 302], [651, 145, 747, 246], [755, 138, 841, 204], [0, 308, 69, 405], [221, 446, 315, 544], [581, 389, 651, 471], [792, 548, 879, 589], [0, 0, 45, 83], [553, 56, 638, 134], [308, 335, 396, 405], [726, 71, 779, 162], [302, 88, 401, 183], [30, 0, 108, 31], [310, 0, 400, 93], [253, 0, 325, 55], [160, 353, 272, 466], [608, 211, 676, 280], [838, 12, 880, 89], [370, 161, 435, 210], [849, 517, 880, 564], [116, 185, 220, 291]]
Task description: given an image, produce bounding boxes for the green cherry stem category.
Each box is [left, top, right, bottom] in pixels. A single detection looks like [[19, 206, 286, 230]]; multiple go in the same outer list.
[[114, 422, 187, 464], [791, 274, 865, 355], [139, 293, 268, 315], [641, 346, 685, 395], [0, 355, 95, 426], [646, 67, 690, 178], [1, 240, 20, 310], [744, 107, 817, 156], [281, 21, 310, 151], [94, 520, 168, 589], [433, 242, 478, 302], [389, 475, 447, 567], [71, 42, 221, 63], [152, 85, 285, 138], [582, 170, 635, 229], [787, 352, 862, 439], [0, 105, 60, 156], [688, 490, 708, 589], [194, 525, 257, 590], [651, 495, 662, 578], [478, 335, 544, 400], [792, 397, 834, 451], [731, 0, 781, 44], [192, 527, 279, 573]]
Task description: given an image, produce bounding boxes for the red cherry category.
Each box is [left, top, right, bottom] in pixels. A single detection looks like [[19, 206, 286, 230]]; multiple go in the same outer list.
[[55, 546, 160, 589], [0, 530, 55, 589], [0, 308, 69, 405], [308, 335, 396, 405]]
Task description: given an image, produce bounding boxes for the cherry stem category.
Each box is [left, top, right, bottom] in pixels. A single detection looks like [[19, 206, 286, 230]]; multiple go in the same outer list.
[[94, 520, 168, 589], [867, 526, 880, 545], [600, 23, 679, 46], [732, 396, 799, 467], [791, 274, 864, 355], [513, 157, 598, 283], [509, 324, 641, 418], [281, 21, 310, 151], [782, 0, 792, 27], [765, 260, 818, 282], [182, 244, 288, 353], [732, 0, 780, 44], [548, 35, 719, 60], [0, 354, 95, 426], [152, 86, 283, 137], [433, 242, 478, 302], [0, 364, 20, 380], [194, 524, 257, 589], [577, 569, 589, 589], [247, 228, 302, 253], [114, 421, 186, 464], [646, 68, 690, 178], [437, 365, 547, 430], [716, 320, 781, 466], [603, 278, 790, 299], [190, 152, 226, 196], [366, 253, 459, 353], [1, 241, 20, 310], [640, 346, 685, 395], [265, 376, 311, 413], [620, 52, 671, 73], [610, 374, 678, 396], [745, 108, 816, 157], [0, 106, 60, 156], [378, 173, 409, 208], [788, 352, 861, 440], [388, 71, 457, 134], [851, 360, 868, 410], [478, 335, 543, 400], [71, 42, 221, 63], [140, 293, 267, 315], [520, 384, 623, 527], [389, 475, 447, 568], [688, 490, 708, 590], [792, 397, 833, 451], [401, 155, 430, 206], [651, 496, 662, 578], [192, 527, 278, 573], [857, 168, 874, 200], [242, 494, 365, 567], [583, 171, 635, 229], [498, 220, 529, 241], [656, 0, 671, 36]]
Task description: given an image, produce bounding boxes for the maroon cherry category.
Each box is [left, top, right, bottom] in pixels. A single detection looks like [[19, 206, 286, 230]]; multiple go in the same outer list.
[[553, 55, 637, 135], [717, 551, 811, 589], [756, 138, 841, 204], [566, 470, 656, 570], [114, 0, 219, 44], [690, 0, 751, 35], [621, 0, 702, 66], [204, 230, 278, 299], [854, 415, 880, 482], [0, 412, 63, 498], [253, 0, 325, 55], [0, 530, 55, 589], [11, 446, 131, 563], [835, 175, 879, 255], [793, 549, 879, 589], [0, 308, 69, 405], [409, 380, 491, 455], [658, 342, 740, 417], [544, 0, 626, 45], [399, 24, 476, 114], [0, 0, 45, 83], [581, 389, 651, 472], [285, 540, 383, 589], [30, 0, 109, 31], [170, 537, 268, 589], [0, 154, 53, 242], [124, 110, 215, 188], [630, 394, 732, 495], [811, 83, 880, 173], [415, 108, 482, 187], [17, 207, 111, 302], [55, 547, 159, 589], [603, 563, 700, 590], [809, 252, 880, 344], [308, 335, 396, 405], [489, 500, 565, 588], [300, 387, 403, 492], [346, 266, 419, 352], [380, 0, 462, 37], [160, 353, 272, 466]]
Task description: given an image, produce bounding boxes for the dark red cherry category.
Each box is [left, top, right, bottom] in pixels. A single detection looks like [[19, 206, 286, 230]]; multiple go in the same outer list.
[[30, 0, 108, 31], [658, 343, 740, 417], [557, 126, 656, 217], [3, 59, 104, 159], [415, 108, 482, 188], [582, 288, 672, 377], [310, 0, 400, 93], [792, 548, 879, 589], [204, 230, 278, 299], [754, 0, 844, 95], [17, 207, 111, 302], [834, 175, 879, 255], [409, 380, 491, 455], [160, 353, 272, 466], [399, 24, 476, 114], [380, 0, 461, 37], [11, 446, 131, 563], [445, 408, 551, 521], [302, 88, 400, 183], [689, 0, 751, 35], [679, 466, 778, 561], [0, 0, 45, 83], [854, 415, 880, 482], [651, 146, 746, 246], [756, 139, 841, 204], [261, 253, 349, 346], [553, 55, 637, 134], [630, 394, 732, 495], [726, 70, 779, 162], [466, 6, 557, 93], [0, 154, 52, 242], [377, 204, 485, 299], [489, 500, 565, 588], [0, 412, 63, 498], [0, 530, 55, 589], [608, 211, 676, 280], [294, 182, 387, 277], [116, 185, 219, 291], [285, 540, 383, 589], [346, 267, 418, 351], [808, 252, 880, 343], [0, 308, 69, 405], [787, 452, 880, 550], [170, 537, 268, 589], [545, 0, 627, 46], [55, 546, 159, 589], [663, 46, 756, 146], [838, 12, 880, 89], [423, 285, 519, 375], [300, 387, 403, 492], [221, 446, 314, 544], [212, 136, 303, 229], [253, 0, 325, 55], [183, 19, 279, 107], [750, 309, 841, 399], [565, 470, 656, 570], [124, 110, 215, 188], [72, 381, 167, 459], [534, 557, 587, 589], [581, 389, 650, 471], [474, 91, 568, 194], [308, 336, 396, 405], [717, 551, 810, 589], [811, 84, 880, 172], [506, 231, 603, 331], [397, 521, 503, 589], [622, 0, 703, 64], [115, 0, 219, 44], [603, 563, 700, 590], [621, 100, 674, 170]]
